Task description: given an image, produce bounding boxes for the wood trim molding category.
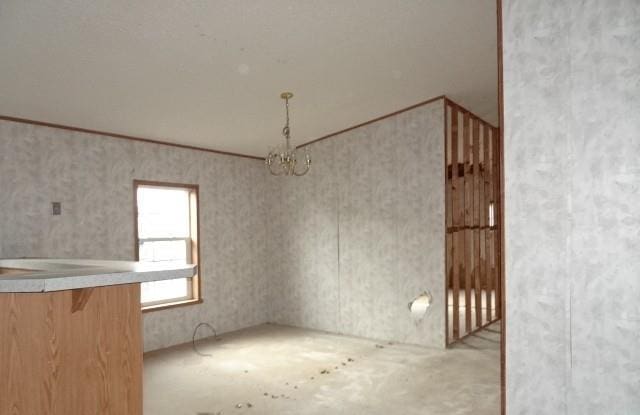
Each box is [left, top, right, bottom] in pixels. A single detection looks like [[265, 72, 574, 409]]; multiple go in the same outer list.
[[297, 95, 446, 148], [297, 94, 497, 150], [0, 97, 495, 162], [142, 298, 203, 313], [497, 0, 506, 414], [0, 114, 262, 161]]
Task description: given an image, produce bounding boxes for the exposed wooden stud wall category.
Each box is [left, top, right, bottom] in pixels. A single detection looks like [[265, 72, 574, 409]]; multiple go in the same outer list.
[[445, 98, 502, 345]]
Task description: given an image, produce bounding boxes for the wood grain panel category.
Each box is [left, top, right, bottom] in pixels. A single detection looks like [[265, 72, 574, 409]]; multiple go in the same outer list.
[[0, 284, 142, 415], [71, 287, 94, 313]]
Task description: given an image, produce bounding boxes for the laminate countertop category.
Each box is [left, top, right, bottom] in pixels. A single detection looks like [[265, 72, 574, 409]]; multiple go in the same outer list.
[[0, 258, 196, 293]]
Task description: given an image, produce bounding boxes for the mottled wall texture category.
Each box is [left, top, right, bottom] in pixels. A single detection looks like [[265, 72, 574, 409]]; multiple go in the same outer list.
[[0, 120, 268, 352], [0, 99, 448, 351], [266, 100, 446, 348], [504, 1, 640, 413]]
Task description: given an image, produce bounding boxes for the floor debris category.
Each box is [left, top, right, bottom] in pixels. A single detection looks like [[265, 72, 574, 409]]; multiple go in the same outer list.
[[191, 322, 219, 357], [147, 323, 501, 415]]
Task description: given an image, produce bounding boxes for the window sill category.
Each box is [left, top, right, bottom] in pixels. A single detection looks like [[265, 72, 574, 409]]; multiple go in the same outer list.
[[142, 298, 203, 313]]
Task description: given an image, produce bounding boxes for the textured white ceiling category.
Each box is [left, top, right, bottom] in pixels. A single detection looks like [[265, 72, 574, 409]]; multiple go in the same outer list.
[[0, 0, 497, 157]]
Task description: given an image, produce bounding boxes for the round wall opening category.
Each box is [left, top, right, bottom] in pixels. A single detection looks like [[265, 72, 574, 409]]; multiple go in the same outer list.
[[408, 291, 432, 320]]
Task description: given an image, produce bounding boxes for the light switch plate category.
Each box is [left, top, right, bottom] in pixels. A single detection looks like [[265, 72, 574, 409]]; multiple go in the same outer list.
[[52, 202, 61, 215]]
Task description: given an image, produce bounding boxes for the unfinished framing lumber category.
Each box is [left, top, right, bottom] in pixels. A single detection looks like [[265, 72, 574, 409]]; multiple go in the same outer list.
[[492, 126, 502, 319], [444, 98, 502, 345], [463, 111, 473, 333], [450, 105, 461, 341], [484, 123, 493, 324], [472, 118, 482, 327]]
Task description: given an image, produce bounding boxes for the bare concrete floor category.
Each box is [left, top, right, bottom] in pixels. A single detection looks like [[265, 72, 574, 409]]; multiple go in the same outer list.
[[144, 323, 500, 415]]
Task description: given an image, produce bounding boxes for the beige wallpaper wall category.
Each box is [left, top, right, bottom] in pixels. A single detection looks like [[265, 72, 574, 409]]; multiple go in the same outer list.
[[266, 99, 446, 348], [0, 98, 447, 351], [0, 120, 268, 351], [504, 0, 640, 413]]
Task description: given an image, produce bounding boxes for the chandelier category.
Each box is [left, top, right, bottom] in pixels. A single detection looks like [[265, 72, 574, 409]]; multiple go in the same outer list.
[[265, 92, 311, 176]]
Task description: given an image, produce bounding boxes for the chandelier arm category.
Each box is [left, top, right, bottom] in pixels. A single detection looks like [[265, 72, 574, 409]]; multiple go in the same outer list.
[[293, 162, 310, 176], [265, 153, 278, 167], [269, 167, 286, 176], [266, 157, 287, 176]]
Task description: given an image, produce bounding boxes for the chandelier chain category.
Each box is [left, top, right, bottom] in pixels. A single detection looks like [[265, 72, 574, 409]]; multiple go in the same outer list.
[[282, 95, 290, 139]]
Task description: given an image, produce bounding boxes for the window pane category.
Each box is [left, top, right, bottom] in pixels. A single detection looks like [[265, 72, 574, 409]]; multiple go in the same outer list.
[[141, 278, 190, 305], [137, 187, 190, 238], [139, 240, 188, 263]]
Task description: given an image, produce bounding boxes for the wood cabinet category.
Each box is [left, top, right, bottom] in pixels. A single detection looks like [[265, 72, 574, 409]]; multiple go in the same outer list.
[[0, 284, 142, 415]]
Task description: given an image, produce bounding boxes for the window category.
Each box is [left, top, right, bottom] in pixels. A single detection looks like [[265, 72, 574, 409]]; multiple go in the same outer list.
[[134, 180, 200, 311]]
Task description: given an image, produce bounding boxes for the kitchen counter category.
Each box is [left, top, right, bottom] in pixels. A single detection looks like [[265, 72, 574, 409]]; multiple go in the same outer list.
[[0, 258, 196, 414], [0, 258, 197, 292]]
